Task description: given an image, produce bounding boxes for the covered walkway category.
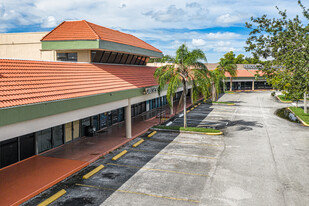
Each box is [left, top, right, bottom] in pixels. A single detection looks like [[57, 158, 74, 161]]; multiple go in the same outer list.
[[0, 98, 195, 206]]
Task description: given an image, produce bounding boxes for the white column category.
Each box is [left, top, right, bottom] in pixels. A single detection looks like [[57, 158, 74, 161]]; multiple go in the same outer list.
[[252, 80, 255, 90], [125, 99, 132, 138], [146, 100, 150, 111]]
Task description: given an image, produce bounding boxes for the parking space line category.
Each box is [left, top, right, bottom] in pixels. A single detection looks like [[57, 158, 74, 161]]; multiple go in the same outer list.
[[106, 163, 208, 177], [75, 183, 200, 203], [129, 148, 217, 160], [147, 139, 223, 147]]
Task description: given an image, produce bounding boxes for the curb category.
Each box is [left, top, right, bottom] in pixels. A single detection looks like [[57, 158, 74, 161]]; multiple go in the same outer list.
[[288, 107, 309, 127], [276, 95, 292, 103], [211, 102, 235, 106], [150, 128, 223, 135]]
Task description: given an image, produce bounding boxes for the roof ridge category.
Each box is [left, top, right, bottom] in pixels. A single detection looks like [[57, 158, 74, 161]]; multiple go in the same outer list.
[[41, 21, 67, 41], [87, 21, 129, 36], [83, 20, 100, 39]]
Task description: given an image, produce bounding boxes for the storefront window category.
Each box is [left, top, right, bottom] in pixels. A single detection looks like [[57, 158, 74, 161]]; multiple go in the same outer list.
[[20, 133, 35, 161], [0, 138, 18, 168], [100, 113, 107, 129], [37, 128, 52, 153], [52, 125, 64, 147], [81, 117, 91, 136], [92, 115, 99, 131]]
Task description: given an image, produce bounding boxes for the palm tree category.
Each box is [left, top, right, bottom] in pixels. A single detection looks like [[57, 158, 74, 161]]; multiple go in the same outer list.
[[210, 68, 224, 101], [217, 59, 237, 91], [154, 44, 210, 128]]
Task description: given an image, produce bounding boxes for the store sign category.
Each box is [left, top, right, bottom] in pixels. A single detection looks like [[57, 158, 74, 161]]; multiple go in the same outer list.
[[144, 87, 157, 95], [244, 64, 263, 69]]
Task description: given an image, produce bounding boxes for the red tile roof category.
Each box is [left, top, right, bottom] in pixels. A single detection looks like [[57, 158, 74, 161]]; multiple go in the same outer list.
[[0, 59, 158, 108], [41, 20, 162, 53], [224, 69, 254, 78], [224, 69, 263, 78]]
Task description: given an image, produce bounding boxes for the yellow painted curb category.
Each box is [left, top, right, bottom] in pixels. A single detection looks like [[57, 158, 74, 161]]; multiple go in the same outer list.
[[112, 150, 128, 160], [148, 131, 157, 138], [83, 165, 104, 179], [37, 189, 66, 206], [276, 96, 292, 103], [194, 105, 198, 108], [198, 103, 201, 105], [132, 139, 144, 147], [186, 110, 190, 113], [204, 131, 223, 135]]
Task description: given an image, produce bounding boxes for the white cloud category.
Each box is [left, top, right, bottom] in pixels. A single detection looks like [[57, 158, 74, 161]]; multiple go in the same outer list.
[[216, 14, 242, 24], [192, 39, 207, 47], [214, 47, 242, 52], [216, 41, 231, 47], [41, 16, 57, 28], [119, 3, 126, 8], [143, 5, 185, 22], [205, 32, 241, 40]]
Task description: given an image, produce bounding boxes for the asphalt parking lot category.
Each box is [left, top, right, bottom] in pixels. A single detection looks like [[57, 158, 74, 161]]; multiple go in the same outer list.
[[23, 131, 224, 205], [22, 91, 309, 206]]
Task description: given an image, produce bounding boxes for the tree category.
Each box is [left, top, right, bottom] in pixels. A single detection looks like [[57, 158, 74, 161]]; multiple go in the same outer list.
[[217, 59, 237, 91], [154, 44, 210, 127], [209, 68, 224, 101], [235, 54, 245, 64], [246, 0, 309, 113], [220, 51, 236, 63]]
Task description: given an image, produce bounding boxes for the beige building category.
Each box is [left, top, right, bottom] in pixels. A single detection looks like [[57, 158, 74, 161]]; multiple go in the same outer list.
[[0, 32, 57, 61]]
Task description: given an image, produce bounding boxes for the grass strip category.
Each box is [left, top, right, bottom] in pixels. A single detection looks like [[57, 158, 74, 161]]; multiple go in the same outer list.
[[153, 125, 221, 133], [211, 101, 235, 105], [224, 91, 235, 94], [289, 107, 309, 125], [277, 95, 292, 102]]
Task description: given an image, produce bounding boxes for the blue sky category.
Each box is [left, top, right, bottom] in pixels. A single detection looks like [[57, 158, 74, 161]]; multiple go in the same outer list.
[[0, 0, 307, 62]]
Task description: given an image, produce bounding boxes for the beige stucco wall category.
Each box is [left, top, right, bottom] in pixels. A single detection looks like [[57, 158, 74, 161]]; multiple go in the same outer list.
[[0, 32, 53, 60]]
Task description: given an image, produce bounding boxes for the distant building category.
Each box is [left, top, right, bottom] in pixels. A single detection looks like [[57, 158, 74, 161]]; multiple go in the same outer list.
[[147, 63, 272, 91], [205, 63, 272, 90]]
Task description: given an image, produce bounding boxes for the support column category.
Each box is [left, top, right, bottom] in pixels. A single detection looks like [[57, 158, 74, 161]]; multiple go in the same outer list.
[[170, 95, 174, 115], [146, 100, 150, 111], [252, 80, 255, 90], [125, 99, 132, 138]]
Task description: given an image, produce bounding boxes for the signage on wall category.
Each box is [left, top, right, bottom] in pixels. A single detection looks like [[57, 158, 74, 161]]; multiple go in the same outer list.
[[244, 64, 263, 69], [144, 87, 157, 95]]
